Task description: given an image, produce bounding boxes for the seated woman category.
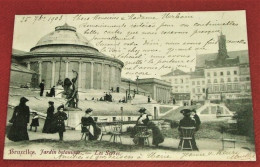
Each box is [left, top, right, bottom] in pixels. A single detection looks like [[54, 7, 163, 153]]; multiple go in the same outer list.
[[81, 108, 101, 140], [178, 109, 198, 150], [132, 108, 164, 146]]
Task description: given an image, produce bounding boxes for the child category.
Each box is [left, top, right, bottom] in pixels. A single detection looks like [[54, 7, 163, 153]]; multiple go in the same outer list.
[[30, 112, 39, 132]]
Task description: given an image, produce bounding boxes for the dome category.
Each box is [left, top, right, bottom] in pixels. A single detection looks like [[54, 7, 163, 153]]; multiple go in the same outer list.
[[30, 23, 98, 53]]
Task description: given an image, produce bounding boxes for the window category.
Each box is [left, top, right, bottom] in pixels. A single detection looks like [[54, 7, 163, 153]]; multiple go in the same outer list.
[[197, 88, 200, 93], [227, 78, 231, 82], [214, 85, 219, 92], [192, 81, 195, 85], [214, 79, 218, 83], [234, 77, 238, 82], [220, 72, 223, 76], [202, 81, 205, 85], [128, 117, 131, 121], [220, 78, 224, 83], [192, 88, 195, 93], [207, 72, 210, 77], [234, 84, 239, 90], [208, 79, 211, 83], [220, 84, 225, 91], [227, 84, 232, 91], [94, 117, 98, 121], [234, 71, 237, 75], [202, 88, 205, 93], [112, 117, 117, 121], [197, 81, 200, 85], [214, 72, 217, 76], [246, 77, 250, 81], [227, 71, 230, 75], [181, 79, 183, 83]]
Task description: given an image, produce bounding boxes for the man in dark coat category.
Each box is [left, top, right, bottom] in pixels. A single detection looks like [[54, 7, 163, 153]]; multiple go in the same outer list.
[[53, 105, 68, 141], [178, 109, 199, 150], [7, 97, 30, 142], [42, 101, 55, 133], [39, 80, 45, 96]]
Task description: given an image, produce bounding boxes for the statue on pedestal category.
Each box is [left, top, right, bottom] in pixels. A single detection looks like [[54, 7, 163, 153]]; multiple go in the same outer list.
[[61, 70, 79, 108]]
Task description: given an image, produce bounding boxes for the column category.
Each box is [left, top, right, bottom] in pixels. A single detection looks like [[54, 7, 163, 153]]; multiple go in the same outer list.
[[101, 63, 104, 89], [108, 65, 111, 90], [38, 61, 42, 84], [51, 61, 56, 87], [90, 62, 94, 89], [65, 61, 69, 78], [26, 62, 30, 70], [153, 85, 157, 100], [78, 61, 82, 88]]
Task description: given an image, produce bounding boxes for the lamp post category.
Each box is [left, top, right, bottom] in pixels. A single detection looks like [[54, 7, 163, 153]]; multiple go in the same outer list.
[[136, 76, 139, 94], [128, 80, 131, 99]]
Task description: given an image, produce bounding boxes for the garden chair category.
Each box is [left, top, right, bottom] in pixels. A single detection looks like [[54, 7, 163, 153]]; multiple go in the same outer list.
[[81, 124, 90, 141], [99, 118, 108, 141], [179, 127, 196, 150], [135, 125, 150, 146], [221, 125, 237, 150], [109, 122, 122, 143]]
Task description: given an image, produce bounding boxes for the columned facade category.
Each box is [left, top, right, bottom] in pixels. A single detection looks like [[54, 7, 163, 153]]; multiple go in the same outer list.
[[25, 58, 123, 90]]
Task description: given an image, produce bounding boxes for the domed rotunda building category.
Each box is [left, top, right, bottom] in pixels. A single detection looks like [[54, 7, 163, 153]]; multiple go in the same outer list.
[[13, 24, 124, 91]]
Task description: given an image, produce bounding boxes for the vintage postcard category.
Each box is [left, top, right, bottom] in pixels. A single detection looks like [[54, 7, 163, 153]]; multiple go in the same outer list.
[[4, 11, 256, 161]]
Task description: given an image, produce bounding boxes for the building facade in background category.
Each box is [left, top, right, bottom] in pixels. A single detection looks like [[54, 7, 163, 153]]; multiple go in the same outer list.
[[161, 33, 251, 102]]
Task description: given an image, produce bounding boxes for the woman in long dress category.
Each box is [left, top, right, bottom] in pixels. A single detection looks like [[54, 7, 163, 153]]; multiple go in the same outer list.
[[42, 101, 55, 133], [7, 97, 30, 142], [81, 108, 101, 140], [132, 108, 164, 146]]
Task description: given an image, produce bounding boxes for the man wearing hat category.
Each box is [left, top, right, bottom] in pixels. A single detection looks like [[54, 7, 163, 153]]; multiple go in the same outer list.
[[42, 101, 55, 133], [178, 109, 199, 150], [7, 97, 30, 141], [53, 105, 68, 141]]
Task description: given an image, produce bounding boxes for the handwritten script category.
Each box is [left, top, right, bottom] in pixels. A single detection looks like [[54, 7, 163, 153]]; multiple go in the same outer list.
[[16, 12, 247, 79]]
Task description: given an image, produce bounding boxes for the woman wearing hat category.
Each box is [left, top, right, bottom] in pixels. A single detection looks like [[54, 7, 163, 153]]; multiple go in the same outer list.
[[7, 97, 30, 141], [136, 108, 149, 125], [81, 108, 101, 140], [178, 109, 198, 150], [42, 101, 55, 133], [53, 105, 68, 141]]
